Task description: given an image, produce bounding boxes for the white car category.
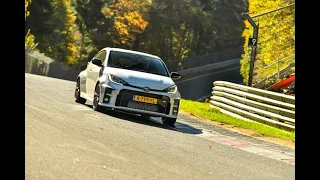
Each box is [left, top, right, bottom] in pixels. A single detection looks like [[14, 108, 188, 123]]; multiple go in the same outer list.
[[75, 47, 182, 126]]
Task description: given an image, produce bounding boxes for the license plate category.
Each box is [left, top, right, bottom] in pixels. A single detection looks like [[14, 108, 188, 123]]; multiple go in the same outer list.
[[133, 95, 158, 104]]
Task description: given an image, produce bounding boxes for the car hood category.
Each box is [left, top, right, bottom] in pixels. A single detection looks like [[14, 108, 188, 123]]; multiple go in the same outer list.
[[104, 67, 175, 90]]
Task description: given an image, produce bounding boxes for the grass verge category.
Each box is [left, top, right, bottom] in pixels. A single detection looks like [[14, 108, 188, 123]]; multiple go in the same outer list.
[[180, 99, 295, 142]]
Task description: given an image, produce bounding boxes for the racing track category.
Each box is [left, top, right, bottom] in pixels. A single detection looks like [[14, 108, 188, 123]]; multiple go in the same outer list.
[[26, 73, 294, 180]]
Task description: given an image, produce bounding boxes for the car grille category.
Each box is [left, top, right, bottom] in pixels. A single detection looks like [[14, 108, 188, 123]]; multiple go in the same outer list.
[[115, 89, 171, 114], [126, 83, 166, 93]]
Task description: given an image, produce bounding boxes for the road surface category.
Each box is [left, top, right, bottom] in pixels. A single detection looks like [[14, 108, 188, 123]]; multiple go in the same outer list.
[[26, 73, 294, 180]]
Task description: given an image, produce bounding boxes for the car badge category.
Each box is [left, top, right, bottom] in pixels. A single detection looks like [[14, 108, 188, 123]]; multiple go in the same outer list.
[[142, 87, 150, 92]]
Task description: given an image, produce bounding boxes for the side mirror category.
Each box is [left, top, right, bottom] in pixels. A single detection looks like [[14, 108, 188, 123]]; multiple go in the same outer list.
[[92, 58, 103, 67], [170, 72, 181, 79]]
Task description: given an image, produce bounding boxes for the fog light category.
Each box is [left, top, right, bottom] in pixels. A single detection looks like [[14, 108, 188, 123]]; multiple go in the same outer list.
[[172, 107, 179, 115], [103, 95, 110, 103]]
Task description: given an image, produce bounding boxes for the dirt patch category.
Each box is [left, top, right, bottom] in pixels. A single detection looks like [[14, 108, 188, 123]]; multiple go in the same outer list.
[[180, 111, 295, 150]]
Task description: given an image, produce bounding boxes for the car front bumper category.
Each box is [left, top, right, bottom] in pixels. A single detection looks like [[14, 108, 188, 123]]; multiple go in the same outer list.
[[98, 82, 181, 118]]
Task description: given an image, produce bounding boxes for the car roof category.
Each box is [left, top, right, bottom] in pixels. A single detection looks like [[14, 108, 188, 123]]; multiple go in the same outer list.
[[102, 47, 161, 59]]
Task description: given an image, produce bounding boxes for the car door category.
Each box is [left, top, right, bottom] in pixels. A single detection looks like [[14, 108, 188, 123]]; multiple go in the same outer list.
[[86, 50, 107, 98]]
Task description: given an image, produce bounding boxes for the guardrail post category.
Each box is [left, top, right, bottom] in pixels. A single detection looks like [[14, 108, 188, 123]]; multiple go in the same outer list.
[[277, 61, 280, 82], [242, 13, 259, 87]]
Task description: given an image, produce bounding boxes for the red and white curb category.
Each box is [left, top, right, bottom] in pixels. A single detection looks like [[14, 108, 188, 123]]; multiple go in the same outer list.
[[195, 130, 295, 165]]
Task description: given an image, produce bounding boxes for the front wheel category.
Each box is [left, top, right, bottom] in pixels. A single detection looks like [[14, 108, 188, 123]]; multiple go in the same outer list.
[[75, 79, 86, 104], [162, 117, 176, 127], [141, 114, 150, 119], [93, 84, 103, 112]]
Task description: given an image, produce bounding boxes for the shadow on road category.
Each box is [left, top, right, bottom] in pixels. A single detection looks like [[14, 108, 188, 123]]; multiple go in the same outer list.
[[85, 104, 203, 135]]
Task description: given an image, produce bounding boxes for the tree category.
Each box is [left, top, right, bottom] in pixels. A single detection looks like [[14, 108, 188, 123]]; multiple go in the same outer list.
[[26, 0, 248, 71], [25, 0, 38, 51], [102, 0, 150, 48], [240, 0, 295, 85], [26, 0, 82, 67]]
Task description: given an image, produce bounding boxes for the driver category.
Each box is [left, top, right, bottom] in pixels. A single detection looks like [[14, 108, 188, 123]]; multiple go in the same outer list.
[[142, 60, 151, 71]]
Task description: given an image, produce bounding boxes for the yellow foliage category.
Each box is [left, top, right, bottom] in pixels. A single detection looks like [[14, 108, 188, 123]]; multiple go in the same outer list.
[[242, 30, 248, 38], [102, 0, 150, 46], [240, 0, 295, 84], [244, 20, 251, 28], [25, 29, 38, 51], [25, 0, 32, 19], [25, 0, 39, 51], [124, 11, 148, 31], [50, 0, 81, 66], [66, 43, 80, 65]]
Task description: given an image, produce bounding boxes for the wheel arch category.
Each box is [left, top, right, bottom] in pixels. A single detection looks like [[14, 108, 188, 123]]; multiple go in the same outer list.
[[95, 81, 100, 89]]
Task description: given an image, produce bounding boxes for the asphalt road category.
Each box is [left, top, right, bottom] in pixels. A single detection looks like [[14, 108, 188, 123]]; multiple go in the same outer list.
[[26, 73, 294, 180], [176, 67, 243, 100]]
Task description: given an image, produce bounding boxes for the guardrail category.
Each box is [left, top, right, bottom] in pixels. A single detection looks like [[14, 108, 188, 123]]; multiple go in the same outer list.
[[253, 54, 295, 89], [173, 46, 242, 71], [210, 81, 295, 130], [25, 48, 80, 81], [254, 63, 295, 89], [177, 58, 240, 76]]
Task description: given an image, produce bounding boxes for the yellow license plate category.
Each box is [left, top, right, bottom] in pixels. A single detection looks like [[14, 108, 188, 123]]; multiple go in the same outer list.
[[134, 95, 158, 104]]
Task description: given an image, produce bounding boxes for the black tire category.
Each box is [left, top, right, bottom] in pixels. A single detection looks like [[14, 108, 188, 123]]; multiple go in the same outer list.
[[141, 114, 150, 119], [75, 79, 86, 104], [162, 117, 176, 127], [93, 84, 103, 112]]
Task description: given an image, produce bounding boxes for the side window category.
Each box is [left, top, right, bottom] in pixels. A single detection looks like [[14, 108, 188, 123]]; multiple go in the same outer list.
[[93, 52, 100, 59], [94, 50, 107, 63]]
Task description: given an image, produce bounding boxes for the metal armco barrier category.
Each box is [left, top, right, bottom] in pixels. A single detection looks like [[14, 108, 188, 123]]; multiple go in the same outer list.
[[210, 81, 295, 130], [25, 49, 80, 81]]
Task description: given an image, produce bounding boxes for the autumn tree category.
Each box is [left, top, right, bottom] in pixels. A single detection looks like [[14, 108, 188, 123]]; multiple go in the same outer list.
[[25, 0, 38, 51], [240, 0, 295, 85], [102, 0, 150, 48], [26, 0, 82, 67], [26, 0, 248, 71]]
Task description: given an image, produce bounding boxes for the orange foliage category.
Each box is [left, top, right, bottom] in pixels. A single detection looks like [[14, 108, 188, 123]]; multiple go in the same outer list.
[[103, 0, 150, 45]]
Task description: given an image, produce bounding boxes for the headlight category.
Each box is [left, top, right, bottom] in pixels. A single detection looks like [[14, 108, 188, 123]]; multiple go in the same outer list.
[[100, 74, 109, 83], [108, 74, 128, 85], [165, 85, 177, 93]]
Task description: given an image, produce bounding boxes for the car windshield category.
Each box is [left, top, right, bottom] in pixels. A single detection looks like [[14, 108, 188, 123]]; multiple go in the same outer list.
[[107, 51, 169, 77]]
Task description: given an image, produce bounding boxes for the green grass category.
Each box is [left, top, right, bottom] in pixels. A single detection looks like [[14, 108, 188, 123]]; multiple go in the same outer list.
[[180, 99, 295, 142]]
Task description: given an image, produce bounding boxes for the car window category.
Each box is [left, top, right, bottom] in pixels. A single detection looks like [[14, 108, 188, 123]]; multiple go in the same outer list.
[[107, 51, 169, 77], [93, 50, 107, 63]]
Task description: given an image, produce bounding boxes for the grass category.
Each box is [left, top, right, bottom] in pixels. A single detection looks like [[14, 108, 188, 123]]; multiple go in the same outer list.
[[179, 99, 295, 142]]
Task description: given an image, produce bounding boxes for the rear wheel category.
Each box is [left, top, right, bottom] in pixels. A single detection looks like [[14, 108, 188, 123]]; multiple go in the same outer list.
[[75, 79, 86, 104], [162, 117, 176, 127], [93, 84, 103, 112]]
